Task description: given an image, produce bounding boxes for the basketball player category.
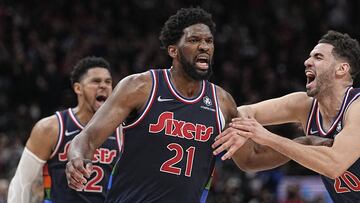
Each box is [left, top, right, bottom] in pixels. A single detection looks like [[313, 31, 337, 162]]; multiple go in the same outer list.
[[8, 57, 121, 202], [65, 7, 238, 203], [213, 30, 360, 202]]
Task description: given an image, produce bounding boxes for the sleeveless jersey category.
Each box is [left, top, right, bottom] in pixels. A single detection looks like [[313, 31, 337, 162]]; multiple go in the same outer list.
[[43, 108, 122, 203], [106, 69, 223, 203], [306, 87, 360, 203]]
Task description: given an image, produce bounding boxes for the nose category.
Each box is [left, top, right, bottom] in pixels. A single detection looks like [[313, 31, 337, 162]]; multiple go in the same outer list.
[[304, 57, 311, 67], [198, 40, 210, 51], [99, 81, 108, 89]]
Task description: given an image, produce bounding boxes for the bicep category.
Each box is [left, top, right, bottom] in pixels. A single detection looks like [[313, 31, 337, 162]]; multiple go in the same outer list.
[[251, 92, 311, 125], [25, 116, 59, 161], [216, 86, 238, 126]]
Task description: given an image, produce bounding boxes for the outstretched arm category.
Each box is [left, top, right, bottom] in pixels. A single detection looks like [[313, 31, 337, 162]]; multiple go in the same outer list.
[[212, 92, 314, 171], [216, 126, 333, 172], [66, 72, 152, 190], [237, 92, 312, 126], [231, 99, 360, 178]]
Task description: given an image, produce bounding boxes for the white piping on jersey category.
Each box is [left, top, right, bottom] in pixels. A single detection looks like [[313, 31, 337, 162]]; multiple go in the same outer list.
[[210, 83, 224, 133], [164, 68, 205, 103], [68, 108, 84, 129], [306, 100, 317, 135], [316, 87, 352, 136], [219, 110, 225, 130], [116, 125, 124, 153], [50, 111, 65, 158], [124, 70, 157, 129], [342, 91, 360, 123]]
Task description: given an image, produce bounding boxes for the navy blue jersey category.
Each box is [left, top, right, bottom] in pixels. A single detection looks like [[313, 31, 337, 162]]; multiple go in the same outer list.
[[44, 108, 121, 203], [106, 69, 223, 203], [306, 87, 360, 203]]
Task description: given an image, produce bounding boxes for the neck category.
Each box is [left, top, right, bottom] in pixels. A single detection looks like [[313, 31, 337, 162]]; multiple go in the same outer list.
[[317, 84, 351, 119], [72, 104, 94, 126], [169, 67, 202, 98]]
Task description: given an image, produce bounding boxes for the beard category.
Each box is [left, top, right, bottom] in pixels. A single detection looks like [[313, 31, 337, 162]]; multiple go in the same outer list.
[[178, 50, 213, 81], [306, 87, 319, 97], [306, 68, 333, 97]]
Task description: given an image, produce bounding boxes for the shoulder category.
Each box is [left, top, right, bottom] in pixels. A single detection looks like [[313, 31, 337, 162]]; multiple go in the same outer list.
[[112, 70, 154, 111], [117, 71, 153, 89], [214, 85, 237, 124], [125, 70, 153, 82], [344, 98, 360, 121], [214, 85, 234, 104], [31, 115, 59, 138], [25, 114, 59, 160]]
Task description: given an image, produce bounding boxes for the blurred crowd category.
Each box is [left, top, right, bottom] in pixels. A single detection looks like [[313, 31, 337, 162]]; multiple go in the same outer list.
[[1, 0, 359, 202]]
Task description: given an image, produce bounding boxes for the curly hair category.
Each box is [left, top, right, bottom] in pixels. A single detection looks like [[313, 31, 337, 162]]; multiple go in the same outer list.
[[159, 7, 216, 49], [70, 56, 111, 85], [319, 30, 360, 79]]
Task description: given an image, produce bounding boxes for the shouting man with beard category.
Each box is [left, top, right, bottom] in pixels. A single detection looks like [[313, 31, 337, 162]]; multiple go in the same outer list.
[[65, 7, 238, 203], [213, 30, 360, 203]]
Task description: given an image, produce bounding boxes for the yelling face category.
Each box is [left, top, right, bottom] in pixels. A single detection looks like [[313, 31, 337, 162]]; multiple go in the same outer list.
[[304, 43, 338, 97], [75, 67, 113, 112], [177, 23, 214, 80]]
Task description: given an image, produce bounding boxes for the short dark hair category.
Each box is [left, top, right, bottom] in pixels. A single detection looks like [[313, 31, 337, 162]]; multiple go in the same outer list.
[[319, 30, 360, 79], [159, 7, 216, 49], [70, 56, 111, 85]]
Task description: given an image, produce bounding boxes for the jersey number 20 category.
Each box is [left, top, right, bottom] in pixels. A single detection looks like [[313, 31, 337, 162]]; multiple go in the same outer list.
[[334, 171, 360, 193]]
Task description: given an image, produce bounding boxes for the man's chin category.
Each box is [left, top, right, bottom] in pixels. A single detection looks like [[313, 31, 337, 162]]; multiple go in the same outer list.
[[306, 89, 318, 97], [194, 67, 212, 80], [196, 68, 209, 75], [94, 103, 103, 111]]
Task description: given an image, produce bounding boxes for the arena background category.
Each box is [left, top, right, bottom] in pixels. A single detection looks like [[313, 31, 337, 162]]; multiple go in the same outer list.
[[1, 0, 360, 202]]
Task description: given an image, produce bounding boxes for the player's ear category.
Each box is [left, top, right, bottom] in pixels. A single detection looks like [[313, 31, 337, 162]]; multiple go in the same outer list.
[[73, 82, 82, 95], [336, 62, 350, 77], [168, 45, 178, 58]]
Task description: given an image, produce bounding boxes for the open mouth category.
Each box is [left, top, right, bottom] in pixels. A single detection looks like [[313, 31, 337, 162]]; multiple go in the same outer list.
[[305, 71, 316, 87], [195, 55, 209, 70], [96, 95, 107, 103]]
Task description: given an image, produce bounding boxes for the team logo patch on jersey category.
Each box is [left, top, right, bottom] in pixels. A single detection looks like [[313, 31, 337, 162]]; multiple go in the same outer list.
[[336, 122, 342, 133], [203, 96, 212, 106], [200, 96, 215, 112]]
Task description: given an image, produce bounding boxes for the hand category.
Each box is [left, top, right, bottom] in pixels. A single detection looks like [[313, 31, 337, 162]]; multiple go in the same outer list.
[[65, 158, 92, 191], [212, 127, 248, 160], [229, 117, 274, 146]]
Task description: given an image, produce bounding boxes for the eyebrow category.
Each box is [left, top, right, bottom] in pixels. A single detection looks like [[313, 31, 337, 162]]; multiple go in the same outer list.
[[310, 52, 324, 57], [90, 76, 112, 80]]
